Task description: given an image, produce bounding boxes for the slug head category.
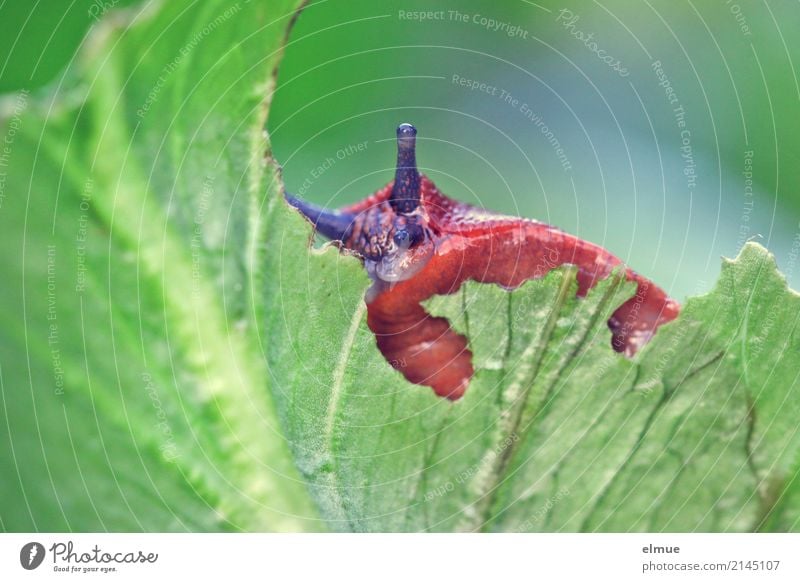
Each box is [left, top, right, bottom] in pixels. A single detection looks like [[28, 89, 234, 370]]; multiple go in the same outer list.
[[286, 123, 437, 283], [369, 211, 434, 283]]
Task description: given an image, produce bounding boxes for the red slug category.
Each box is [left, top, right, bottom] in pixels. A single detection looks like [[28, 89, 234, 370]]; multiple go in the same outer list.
[[286, 124, 680, 400]]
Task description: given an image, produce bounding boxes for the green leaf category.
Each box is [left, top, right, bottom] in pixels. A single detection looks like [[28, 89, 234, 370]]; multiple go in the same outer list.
[[266, 167, 800, 533], [0, 0, 319, 531]]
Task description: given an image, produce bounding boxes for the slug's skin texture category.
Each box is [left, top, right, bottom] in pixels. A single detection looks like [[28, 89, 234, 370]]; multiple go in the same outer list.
[[286, 124, 680, 400]]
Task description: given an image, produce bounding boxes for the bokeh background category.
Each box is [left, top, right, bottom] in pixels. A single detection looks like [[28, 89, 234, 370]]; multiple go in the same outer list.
[[3, 0, 798, 299]]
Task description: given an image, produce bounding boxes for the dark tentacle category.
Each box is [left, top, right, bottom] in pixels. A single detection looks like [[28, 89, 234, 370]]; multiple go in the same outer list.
[[285, 192, 355, 242]]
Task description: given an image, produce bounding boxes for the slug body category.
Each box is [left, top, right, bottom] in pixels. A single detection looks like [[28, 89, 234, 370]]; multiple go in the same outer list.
[[286, 124, 680, 400]]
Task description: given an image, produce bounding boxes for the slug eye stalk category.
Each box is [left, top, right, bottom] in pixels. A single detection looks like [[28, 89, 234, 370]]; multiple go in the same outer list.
[[284, 123, 680, 400], [389, 123, 421, 215]]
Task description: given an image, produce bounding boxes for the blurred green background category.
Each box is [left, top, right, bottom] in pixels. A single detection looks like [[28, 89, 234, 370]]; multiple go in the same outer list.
[[3, 0, 798, 299], [267, 0, 800, 300]]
